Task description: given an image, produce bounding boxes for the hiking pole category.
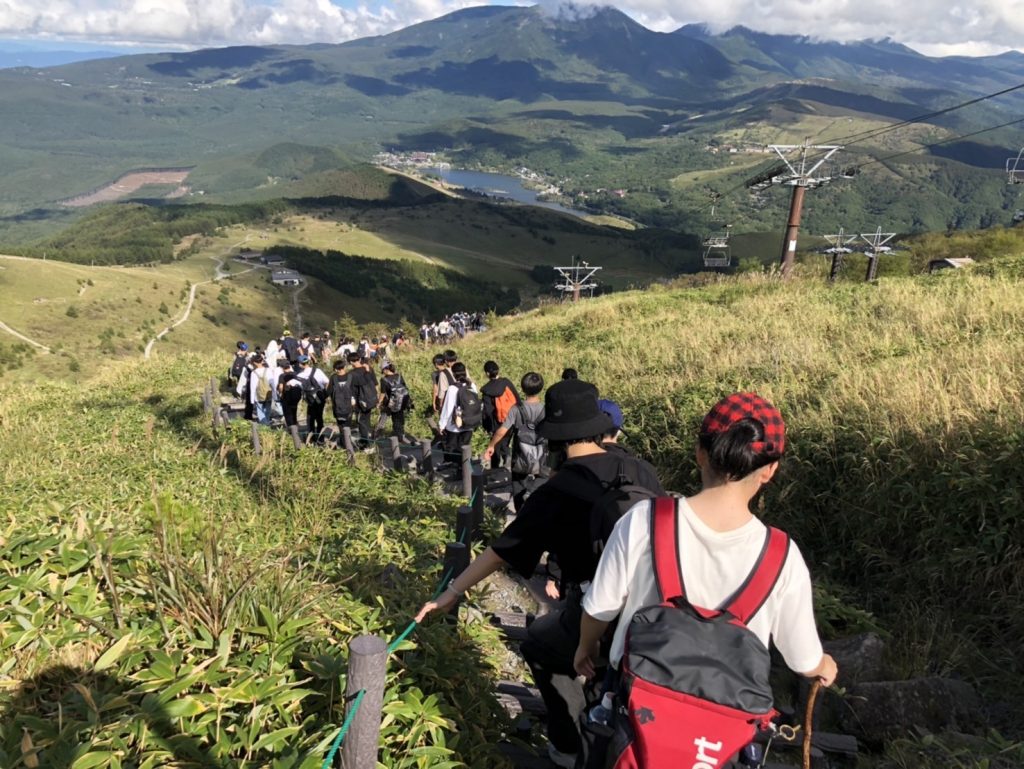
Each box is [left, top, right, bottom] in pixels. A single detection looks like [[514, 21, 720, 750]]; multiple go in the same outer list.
[[803, 680, 822, 769]]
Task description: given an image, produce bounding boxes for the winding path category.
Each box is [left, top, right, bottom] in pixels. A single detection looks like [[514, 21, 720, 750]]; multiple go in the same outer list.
[[144, 245, 259, 359], [0, 320, 51, 353]]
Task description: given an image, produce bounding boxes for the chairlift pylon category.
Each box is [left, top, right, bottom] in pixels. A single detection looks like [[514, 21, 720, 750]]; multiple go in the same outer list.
[[1006, 148, 1024, 184]]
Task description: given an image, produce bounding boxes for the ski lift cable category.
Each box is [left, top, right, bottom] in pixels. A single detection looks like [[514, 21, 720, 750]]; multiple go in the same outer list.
[[845, 114, 1024, 174], [707, 81, 1024, 209]]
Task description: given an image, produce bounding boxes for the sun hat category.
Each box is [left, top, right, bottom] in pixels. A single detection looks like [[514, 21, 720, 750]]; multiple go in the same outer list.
[[538, 379, 613, 442], [700, 392, 785, 455]]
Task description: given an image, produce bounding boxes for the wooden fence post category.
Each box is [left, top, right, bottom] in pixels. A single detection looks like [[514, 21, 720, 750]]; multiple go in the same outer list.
[[420, 438, 434, 482], [461, 445, 473, 498], [455, 505, 473, 546], [202, 384, 212, 415], [442, 542, 470, 616], [218, 409, 231, 430], [340, 635, 387, 769], [209, 376, 219, 404], [389, 436, 401, 469], [471, 468, 485, 540], [251, 422, 262, 456]]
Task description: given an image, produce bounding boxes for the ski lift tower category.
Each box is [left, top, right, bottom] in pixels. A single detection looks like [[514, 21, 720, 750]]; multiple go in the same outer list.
[[554, 257, 602, 302], [746, 141, 844, 277], [861, 227, 896, 282], [823, 227, 857, 282]]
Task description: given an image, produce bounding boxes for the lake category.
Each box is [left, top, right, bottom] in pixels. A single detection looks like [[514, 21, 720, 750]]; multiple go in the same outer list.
[[424, 166, 585, 218]]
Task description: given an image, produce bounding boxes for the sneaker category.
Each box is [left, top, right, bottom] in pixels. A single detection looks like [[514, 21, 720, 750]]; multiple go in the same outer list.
[[546, 744, 578, 769]]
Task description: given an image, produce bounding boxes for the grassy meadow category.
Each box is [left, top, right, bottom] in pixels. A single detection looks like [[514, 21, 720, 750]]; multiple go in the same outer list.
[[2, 233, 1024, 766]]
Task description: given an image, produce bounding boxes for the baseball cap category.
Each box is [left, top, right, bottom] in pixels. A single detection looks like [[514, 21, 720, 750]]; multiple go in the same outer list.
[[597, 399, 624, 431], [296, 354, 310, 364], [700, 392, 785, 455]]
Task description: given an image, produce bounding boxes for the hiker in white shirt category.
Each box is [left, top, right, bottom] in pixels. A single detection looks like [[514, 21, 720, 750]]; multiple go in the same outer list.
[[576, 392, 837, 687]]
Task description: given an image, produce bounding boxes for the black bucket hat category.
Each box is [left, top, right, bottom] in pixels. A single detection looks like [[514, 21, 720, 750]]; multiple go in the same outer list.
[[537, 379, 613, 442]]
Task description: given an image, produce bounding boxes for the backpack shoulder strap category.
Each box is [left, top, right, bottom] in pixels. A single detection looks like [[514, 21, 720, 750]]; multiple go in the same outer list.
[[721, 527, 790, 624], [651, 496, 685, 603]]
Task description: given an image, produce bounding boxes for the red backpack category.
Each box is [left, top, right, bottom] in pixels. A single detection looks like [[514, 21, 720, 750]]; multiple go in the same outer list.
[[612, 497, 789, 769]]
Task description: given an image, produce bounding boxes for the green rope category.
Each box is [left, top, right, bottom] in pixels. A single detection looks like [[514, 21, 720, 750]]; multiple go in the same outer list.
[[320, 688, 366, 769], [320, 562, 457, 764]]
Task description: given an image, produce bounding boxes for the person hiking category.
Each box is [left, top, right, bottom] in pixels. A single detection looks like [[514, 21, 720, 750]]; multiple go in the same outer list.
[[596, 398, 639, 458], [277, 361, 302, 431], [480, 360, 520, 470], [298, 332, 313, 360], [438, 361, 480, 476], [227, 341, 250, 387], [281, 329, 300, 365], [431, 353, 455, 415], [236, 350, 258, 421], [376, 361, 415, 444], [347, 353, 378, 448], [296, 355, 330, 439], [311, 332, 326, 363], [574, 392, 837, 767], [327, 358, 355, 441], [482, 371, 546, 512], [417, 379, 666, 768], [561, 367, 579, 381]]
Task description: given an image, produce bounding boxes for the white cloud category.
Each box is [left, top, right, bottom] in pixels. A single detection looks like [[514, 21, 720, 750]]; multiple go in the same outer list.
[[0, 0, 1021, 55]]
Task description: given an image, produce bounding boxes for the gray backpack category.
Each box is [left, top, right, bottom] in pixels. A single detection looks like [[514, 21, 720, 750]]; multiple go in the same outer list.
[[512, 404, 547, 476]]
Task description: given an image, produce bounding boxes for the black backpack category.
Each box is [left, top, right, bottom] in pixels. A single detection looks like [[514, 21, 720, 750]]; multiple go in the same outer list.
[[385, 375, 410, 413], [330, 373, 354, 419], [548, 458, 661, 556], [229, 353, 247, 381], [354, 371, 378, 412], [454, 383, 483, 429], [301, 368, 325, 406]]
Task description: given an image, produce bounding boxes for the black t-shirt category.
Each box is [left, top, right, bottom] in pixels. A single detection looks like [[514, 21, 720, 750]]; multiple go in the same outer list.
[[490, 451, 666, 585]]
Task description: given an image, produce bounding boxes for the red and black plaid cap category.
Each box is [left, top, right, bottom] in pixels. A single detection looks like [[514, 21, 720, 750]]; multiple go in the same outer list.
[[700, 392, 786, 456]]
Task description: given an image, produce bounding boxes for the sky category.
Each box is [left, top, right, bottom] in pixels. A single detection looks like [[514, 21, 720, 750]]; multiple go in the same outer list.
[[0, 0, 1019, 58]]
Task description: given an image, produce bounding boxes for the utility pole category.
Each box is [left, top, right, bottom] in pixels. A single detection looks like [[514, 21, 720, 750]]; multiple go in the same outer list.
[[823, 227, 856, 282], [861, 227, 896, 282], [746, 141, 844, 277], [554, 256, 601, 302]]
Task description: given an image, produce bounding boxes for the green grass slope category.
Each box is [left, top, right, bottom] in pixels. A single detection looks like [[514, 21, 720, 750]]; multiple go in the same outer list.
[[0, 355, 515, 768], [390, 257, 1024, 727], [2, 253, 1024, 766]]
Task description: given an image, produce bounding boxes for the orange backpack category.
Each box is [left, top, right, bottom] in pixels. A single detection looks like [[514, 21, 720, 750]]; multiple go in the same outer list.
[[493, 385, 518, 425]]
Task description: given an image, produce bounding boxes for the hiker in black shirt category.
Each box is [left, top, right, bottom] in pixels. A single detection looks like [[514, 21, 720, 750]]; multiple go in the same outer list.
[[416, 379, 665, 767], [479, 360, 520, 470], [376, 362, 414, 444], [281, 330, 300, 364], [348, 353, 378, 447], [277, 361, 302, 429]]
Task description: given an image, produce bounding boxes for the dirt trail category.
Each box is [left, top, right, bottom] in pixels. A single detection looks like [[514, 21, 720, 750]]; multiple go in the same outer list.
[[144, 242, 258, 359], [0, 320, 51, 353]]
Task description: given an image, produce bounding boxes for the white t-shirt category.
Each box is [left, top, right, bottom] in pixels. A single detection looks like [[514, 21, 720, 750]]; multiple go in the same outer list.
[[582, 497, 824, 674]]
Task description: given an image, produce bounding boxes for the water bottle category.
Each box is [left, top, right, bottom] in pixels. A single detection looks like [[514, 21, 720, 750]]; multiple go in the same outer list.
[[585, 692, 614, 737], [739, 742, 764, 767]]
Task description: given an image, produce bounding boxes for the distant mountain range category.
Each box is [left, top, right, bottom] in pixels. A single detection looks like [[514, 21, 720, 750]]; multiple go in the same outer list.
[[1, 5, 1022, 234]]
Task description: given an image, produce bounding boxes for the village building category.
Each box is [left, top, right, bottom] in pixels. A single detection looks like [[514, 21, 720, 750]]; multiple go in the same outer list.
[[270, 268, 302, 286]]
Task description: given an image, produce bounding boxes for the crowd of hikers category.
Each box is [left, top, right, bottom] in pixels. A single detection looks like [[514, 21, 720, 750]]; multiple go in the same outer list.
[[227, 334, 838, 769]]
